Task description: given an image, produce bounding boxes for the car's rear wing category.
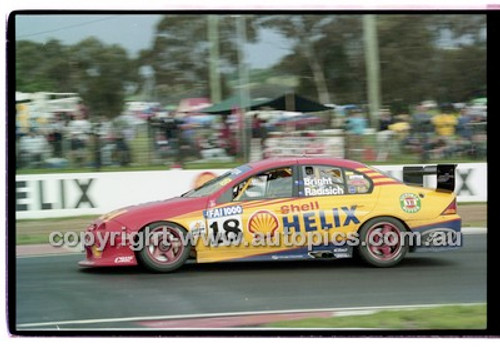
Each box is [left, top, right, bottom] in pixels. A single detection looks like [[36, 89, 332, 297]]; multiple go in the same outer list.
[[402, 164, 457, 192]]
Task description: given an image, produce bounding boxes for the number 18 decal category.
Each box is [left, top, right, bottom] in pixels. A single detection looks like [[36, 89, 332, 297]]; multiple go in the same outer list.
[[207, 216, 243, 246], [204, 204, 244, 246]]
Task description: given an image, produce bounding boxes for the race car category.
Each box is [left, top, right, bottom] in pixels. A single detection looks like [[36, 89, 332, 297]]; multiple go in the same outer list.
[[79, 157, 461, 272]]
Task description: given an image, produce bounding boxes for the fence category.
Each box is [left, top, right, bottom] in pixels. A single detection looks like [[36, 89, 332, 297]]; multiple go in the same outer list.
[[15, 114, 487, 171]]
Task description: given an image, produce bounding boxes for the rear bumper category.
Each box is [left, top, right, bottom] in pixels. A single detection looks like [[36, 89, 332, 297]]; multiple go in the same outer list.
[[408, 217, 462, 252]]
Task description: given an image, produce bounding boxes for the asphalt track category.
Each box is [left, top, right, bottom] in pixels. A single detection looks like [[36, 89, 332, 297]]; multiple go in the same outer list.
[[15, 233, 486, 330]]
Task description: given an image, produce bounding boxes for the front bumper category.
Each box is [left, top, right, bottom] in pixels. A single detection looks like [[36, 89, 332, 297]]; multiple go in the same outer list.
[[78, 220, 138, 267], [79, 243, 138, 267]]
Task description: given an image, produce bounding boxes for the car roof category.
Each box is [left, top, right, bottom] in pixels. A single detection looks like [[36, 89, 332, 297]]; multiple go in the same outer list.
[[248, 157, 367, 171]]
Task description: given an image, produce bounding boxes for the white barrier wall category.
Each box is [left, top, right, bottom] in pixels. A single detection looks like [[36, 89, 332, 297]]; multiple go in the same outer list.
[[15, 163, 486, 219], [15, 169, 227, 219]]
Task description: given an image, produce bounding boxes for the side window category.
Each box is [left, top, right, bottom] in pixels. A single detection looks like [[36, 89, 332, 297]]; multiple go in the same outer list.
[[301, 165, 346, 197], [344, 170, 373, 194], [232, 167, 294, 201]]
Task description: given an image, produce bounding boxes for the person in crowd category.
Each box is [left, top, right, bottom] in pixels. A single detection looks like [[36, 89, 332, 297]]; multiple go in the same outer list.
[[90, 119, 102, 169], [113, 113, 135, 166], [46, 113, 64, 158], [162, 113, 184, 165], [376, 108, 393, 161], [77, 100, 89, 120], [66, 112, 91, 167], [432, 104, 458, 138], [251, 113, 261, 138], [412, 104, 433, 133], [97, 117, 116, 166], [454, 107, 474, 157], [180, 119, 199, 159], [468, 106, 487, 159], [219, 114, 235, 156], [431, 103, 458, 159], [389, 114, 411, 156], [344, 108, 366, 160], [18, 129, 49, 168], [457, 107, 473, 140], [411, 104, 434, 162]]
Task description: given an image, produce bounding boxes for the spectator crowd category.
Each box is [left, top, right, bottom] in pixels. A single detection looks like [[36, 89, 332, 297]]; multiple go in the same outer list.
[[16, 98, 487, 170], [344, 101, 486, 162]]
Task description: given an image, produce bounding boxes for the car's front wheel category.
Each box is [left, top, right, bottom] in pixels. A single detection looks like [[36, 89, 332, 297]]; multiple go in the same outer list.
[[136, 222, 191, 273], [357, 217, 409, 267]]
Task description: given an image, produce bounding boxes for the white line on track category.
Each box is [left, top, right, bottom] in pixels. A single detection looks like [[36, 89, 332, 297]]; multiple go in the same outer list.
[[17, 302, 485, 328], [461, 227, 487, 234]]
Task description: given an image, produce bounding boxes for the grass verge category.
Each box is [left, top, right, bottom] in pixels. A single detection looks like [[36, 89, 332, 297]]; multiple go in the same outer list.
[[264, 304, 486, 329], [16, 234, 54, 245]]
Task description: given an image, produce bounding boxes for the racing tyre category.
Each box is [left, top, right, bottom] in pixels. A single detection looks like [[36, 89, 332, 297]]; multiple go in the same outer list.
[[136, 222, 191, 273], [357, 217, 409, 268]]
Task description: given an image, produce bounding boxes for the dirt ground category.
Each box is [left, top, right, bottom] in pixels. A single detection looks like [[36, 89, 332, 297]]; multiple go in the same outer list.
[[16, 203, 487, 238]]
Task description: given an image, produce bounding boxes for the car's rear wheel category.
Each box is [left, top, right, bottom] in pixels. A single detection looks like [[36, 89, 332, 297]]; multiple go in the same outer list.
[[136, 222, 190, 273], [357, 217, 408, 267]]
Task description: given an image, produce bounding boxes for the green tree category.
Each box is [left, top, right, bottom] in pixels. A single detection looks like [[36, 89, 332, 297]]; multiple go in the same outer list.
[[262, 15, 366, 105], [16, 39, 71, 92], [138, 14, 258, 105], [67, 37, 135, 118], [377, 14, 485, 106], [265, 14, 485, 108], [428, 14, 486, 103], [376, 15, 437, 106], [16, 37, 136, 119], [259, 15, 336, 104]]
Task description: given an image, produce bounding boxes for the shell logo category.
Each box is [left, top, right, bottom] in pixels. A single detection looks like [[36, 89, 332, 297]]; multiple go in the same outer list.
[[193, 171, 217, 189], [247, 210, 280, 237]]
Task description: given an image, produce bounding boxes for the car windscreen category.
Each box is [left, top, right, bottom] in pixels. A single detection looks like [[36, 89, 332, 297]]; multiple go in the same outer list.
[[181, 164, 253, 198]]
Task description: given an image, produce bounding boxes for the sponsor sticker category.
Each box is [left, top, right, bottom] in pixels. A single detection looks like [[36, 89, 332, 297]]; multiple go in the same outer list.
[[114, 256, 133, 264], [399, 193, 421, 213], [247, 210, 280, 237], [356, 186, 368, 194], [189, 220, 206, 236], [333, 246, 353, 258], [203, 205, 243, 219], [218, 177, 232, 186], [92, 245, 102, 258]]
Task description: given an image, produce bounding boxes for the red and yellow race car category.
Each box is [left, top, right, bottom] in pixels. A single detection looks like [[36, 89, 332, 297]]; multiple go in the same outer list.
[[79, 157, 461, 272]]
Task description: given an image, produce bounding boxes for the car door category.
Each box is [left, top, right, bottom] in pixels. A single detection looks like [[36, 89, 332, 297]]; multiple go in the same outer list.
[[289, 164, 377, 257], [196, 165, 299, 263]]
